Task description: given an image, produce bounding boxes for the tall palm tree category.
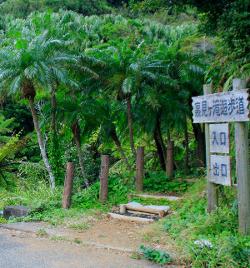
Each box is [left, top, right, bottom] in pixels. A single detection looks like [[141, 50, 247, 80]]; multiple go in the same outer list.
[[0, 31, 77, 190], [92, 41, 165, 159]]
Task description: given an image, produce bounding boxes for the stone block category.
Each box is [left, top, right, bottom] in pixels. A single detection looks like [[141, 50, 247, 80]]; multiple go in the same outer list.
[[3, 206, 29, 219]]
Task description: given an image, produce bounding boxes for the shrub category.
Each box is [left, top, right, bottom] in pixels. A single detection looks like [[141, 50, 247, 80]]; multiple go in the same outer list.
[[161, 180, 250, 267], [139, 245, 172, 265]]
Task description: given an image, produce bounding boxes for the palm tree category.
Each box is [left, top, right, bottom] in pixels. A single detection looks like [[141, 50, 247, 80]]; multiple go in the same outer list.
[[92, 41, 165, 159], [0, 31, 77, 190]]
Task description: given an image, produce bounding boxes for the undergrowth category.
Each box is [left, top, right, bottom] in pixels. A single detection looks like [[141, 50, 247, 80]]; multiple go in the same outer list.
[[0, 174, 132, 225], [159, 179, 250, 268], [139, 245, 172, 265], [143, 171, 191, 193]]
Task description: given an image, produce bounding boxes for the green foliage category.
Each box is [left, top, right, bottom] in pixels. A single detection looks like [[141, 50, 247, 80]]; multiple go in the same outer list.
[[218, 0, 249, 57], [139, 245, 172, 265], [0, 172, 132, 225], [161, 180, 250, 267], [0, 181, 61, 212], [144, 171, 189, 193], [129, 0, 168, 13], [17, 161, 49, 187], [0, 99, 33, 135], [0, 114, 14, 143], [47, 133, 64, 185], [0, 8, 247, 268], [0, 130, 25, 188], [0, 0, 111, 18], [72, 174, 131, 209]]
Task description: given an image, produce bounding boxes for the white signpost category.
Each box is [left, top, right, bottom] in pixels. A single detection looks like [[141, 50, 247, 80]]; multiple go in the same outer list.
[[192, 80, 250, 235], [209, 123, 229, 154], [210, 155, 231, 186]]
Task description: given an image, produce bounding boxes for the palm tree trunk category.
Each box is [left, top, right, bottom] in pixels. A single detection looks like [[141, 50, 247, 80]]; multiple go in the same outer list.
[[110, 126, 131, 170], [153, 113, 166, 171], [72, 122, 89, 188], [29, 98, 55, 190], [192, 123, 205, 166], [184, 117, 189, 174], [166, 131, 174, 179], [126, 95, 136, 158]]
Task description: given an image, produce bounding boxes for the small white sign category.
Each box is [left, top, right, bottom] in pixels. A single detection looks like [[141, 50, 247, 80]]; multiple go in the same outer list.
[[192, 89, 249, 123], [209, 124, 229, 153], [210, 155, 231, 186]]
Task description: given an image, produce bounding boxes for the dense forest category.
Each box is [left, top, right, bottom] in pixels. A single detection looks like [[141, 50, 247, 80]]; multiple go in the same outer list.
[[0, 1, 249, 267]]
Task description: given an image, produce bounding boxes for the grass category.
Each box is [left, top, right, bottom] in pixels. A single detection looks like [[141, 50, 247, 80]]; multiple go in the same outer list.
[[50, 235, 69, 242], [2, 171, 247, 267], [68, 222, 91, 232], [36, 228, 48, 237], [139, 245, 172, 265], [0, 175, 131, 226], [142, 179, 250, 268]]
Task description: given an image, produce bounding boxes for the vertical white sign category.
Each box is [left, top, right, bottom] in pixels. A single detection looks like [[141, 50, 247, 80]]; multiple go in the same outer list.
[[210, 155, 231, 186], [209, 123, 229, 153]]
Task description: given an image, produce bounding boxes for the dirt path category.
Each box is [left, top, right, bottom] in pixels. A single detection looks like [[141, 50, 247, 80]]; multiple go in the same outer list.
[[1, 215, 180, 267], [1, 217, 153, 251], [0, 228, 160, 268]]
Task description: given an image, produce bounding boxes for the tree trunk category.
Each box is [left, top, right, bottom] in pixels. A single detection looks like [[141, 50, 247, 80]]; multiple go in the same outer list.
[[153, 113, 166, 171], [184, 118, 189, 174], [62, 162, 74, 209], [166, 140, 174, 179], [99, 155, 109, 203], [72, 122, 89, 188], [126, 95, 136, 158], [136, 147, 144, 192], [192, 123, 205, 166], [110, 126, 131, 170], [29, 98, 55, 190]]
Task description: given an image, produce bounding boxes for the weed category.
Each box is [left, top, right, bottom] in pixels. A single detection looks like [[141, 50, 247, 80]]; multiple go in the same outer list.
[[139, 245, 172, 265], [73, 238, 82, 244], [50, 235, 68, 242], [144, 171, 190, 193], [68, 222, 90, 232], [159, 179, 250, 267], [36, 228, 48, 237], [130, 252, 141, 260]]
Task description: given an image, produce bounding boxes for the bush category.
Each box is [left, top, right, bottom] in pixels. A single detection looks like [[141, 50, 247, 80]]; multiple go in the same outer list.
[[161, 180, 250, 267], [139, 245, 172, 265], [144, 171, 189, 193], [0, 0, 112, 18]]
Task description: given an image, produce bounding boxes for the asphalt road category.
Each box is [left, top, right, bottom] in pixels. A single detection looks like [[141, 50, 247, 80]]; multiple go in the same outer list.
[[0, 229, 159, 268]]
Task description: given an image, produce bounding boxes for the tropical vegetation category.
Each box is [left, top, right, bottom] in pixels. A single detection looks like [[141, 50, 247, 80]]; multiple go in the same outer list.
[[0, 1, 249, 267]]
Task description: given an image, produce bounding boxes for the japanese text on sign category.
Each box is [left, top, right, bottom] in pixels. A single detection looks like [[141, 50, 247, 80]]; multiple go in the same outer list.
[[192, 89, 249, 123], [210, 155, 231, 186], [209, 124, 229, 153]]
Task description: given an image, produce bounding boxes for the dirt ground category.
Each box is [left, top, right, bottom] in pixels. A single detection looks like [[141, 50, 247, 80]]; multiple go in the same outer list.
[[1, 214, 181, 267], [0, 228, 161, 268]]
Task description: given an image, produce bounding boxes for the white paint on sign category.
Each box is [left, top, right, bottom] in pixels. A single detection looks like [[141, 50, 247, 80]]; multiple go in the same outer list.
[[209, 123, 229, 153], [192, 89, 249, 123], [210, 155, 231, 186]]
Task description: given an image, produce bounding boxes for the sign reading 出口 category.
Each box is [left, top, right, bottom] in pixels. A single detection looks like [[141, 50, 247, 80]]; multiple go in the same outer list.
[[209, 123, 229, 154], [210, 154, 231, 186], [192, 89, 249, 123]]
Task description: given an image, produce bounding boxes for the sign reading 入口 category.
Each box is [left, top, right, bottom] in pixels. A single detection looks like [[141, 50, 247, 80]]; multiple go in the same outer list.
[[209, 123, 229, 154], [210, 154, 231, 186], [192, 89, 249, 123]]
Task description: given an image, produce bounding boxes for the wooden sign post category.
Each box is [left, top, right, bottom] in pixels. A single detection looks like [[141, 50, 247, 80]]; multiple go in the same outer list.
[[233, 79, 250, 235], [192, 79, 250, 235], [203, 84, 218, 212]]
